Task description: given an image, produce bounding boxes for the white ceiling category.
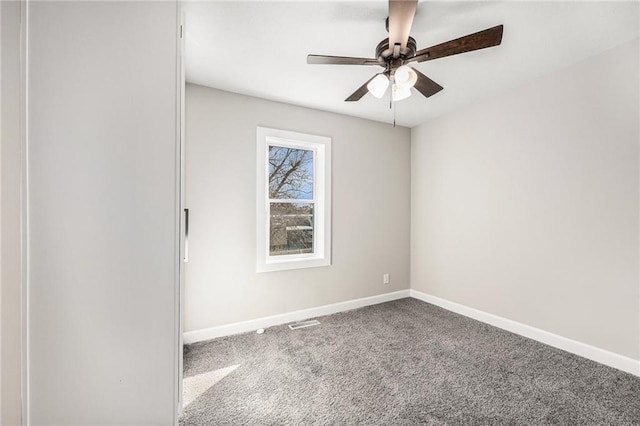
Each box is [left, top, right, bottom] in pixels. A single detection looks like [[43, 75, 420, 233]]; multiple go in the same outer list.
[[184, 1, 639, 128]]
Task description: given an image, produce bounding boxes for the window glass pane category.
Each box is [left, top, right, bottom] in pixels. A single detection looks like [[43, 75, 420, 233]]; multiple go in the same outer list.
[[268, 146, 313, 200], [270, 203, 314, 256]]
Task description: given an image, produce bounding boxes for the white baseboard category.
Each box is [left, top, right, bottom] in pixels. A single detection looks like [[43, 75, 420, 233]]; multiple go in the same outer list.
[[183, 288, 639, 377], [183, 289, 411, 344], [410, 289, 640, 377]]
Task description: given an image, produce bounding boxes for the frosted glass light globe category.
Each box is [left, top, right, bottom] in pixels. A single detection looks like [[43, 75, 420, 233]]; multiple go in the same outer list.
[[392, 84, 412, 102], [367, 73, 390, 98], [394, 65, 417, 89]]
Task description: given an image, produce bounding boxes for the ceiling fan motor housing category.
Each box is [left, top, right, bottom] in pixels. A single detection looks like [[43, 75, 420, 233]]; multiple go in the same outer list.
[[376, 36, 417, 65]]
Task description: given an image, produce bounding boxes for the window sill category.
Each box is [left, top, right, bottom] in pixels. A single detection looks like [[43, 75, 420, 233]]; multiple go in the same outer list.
[[257, 256, 330, 273]]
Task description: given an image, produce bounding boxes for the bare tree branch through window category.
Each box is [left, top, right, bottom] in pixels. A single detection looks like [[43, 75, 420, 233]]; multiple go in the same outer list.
[[269, 147, 313, 200]]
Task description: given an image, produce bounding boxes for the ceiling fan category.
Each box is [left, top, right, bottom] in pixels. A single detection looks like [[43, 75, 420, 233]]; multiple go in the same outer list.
[[307, 0, 504, 103]]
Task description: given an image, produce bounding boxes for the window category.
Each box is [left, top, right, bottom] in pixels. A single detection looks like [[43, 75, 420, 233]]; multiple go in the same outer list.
[[256, 127, 331, 272]]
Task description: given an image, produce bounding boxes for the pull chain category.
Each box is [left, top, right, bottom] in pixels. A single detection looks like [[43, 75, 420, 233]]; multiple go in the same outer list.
[[389, 87, 396, 127], [393, 100, 396, 127]]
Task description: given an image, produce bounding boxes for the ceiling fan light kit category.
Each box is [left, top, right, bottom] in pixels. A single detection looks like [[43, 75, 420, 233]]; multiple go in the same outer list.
[[307, 0, 504, 105]]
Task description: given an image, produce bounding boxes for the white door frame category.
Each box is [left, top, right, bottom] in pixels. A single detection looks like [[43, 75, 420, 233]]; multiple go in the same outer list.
[[175, 3, 186, 423], [20, 0, 30, 423]]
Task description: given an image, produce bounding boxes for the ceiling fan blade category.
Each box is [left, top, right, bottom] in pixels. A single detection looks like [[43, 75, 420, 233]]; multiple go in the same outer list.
[[412, 68, 443, 98], [345, 75, 377, 102], [409, 24, 504, 63], [388, 0, 418, 54], [307, 55, 381, 66]]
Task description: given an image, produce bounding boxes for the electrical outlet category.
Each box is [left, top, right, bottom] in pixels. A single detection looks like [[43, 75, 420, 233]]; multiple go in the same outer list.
[[383, 273, 390, 284]]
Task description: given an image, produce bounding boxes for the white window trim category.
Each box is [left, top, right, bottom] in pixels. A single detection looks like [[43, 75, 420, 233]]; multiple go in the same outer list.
[[256, 126, 332, 273]]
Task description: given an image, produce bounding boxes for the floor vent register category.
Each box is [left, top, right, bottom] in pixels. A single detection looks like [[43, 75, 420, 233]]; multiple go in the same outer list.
[[288, 319, 321, 330]]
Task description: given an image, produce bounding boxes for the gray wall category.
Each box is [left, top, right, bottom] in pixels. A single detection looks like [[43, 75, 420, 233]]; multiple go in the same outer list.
[[185, 84, 410, 332], [1, 1, 23, 424], [27, 2, 179, 423], [411, 39, 639, 360]]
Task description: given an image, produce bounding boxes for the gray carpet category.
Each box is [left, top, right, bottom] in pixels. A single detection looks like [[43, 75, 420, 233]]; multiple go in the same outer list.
[[180, 298, 640, 425]]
